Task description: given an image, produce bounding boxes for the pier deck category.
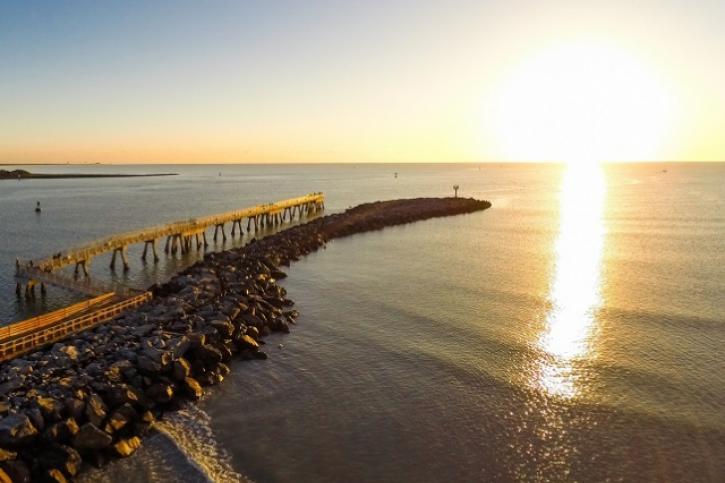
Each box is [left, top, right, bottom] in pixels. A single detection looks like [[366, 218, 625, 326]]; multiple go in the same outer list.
[[4, 193, 324, 359], [15, 192, 324, 296]]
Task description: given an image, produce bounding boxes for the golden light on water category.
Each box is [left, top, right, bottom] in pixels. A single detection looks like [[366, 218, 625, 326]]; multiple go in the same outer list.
[[537, 162, 607, 398]]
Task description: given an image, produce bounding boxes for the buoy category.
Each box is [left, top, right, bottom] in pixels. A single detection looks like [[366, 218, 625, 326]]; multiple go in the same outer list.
[[35, 201, 41, 213]]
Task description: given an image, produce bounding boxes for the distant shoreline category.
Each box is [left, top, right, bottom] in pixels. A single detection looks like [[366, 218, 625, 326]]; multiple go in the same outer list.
[[0, 169, 177, 180]]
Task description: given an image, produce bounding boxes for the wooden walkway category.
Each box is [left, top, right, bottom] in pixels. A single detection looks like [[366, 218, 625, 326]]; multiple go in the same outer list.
[[4, 193, 324, 361], [0, 291, 152, 362], [15, 193, 324, 295]]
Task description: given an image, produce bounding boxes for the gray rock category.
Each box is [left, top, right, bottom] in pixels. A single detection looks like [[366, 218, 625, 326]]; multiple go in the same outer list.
[[113, 436, 141, 457], [0, 413, 38, 446], [35, 396, 63, 422], [105, 403, 136, 433], [137, 355, 163, 374], [0, 447, 17, 461], [36, 443, 82, 477], [84, 394, 107, 427], [42, 418, 79, 444], [132, 324, 156, 337], [210, 320, 234, 338], [73, 423, 112, 450], [166, 336, 191, 358], [172, 358, 191, 381], [182, 378, 203, 400], [195, 344, 223, 365], [146, 383, 174, 404]]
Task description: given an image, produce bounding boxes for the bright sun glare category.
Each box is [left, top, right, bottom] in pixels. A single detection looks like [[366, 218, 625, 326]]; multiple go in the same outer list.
[[493, 41, 676, 164]]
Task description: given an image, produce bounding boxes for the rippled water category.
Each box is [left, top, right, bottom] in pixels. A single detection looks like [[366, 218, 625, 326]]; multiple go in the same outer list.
[[2, 163, 724, 481]]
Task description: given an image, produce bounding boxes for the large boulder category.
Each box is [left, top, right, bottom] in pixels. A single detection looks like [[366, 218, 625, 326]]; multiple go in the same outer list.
[[35, 397, 63, 423], [182, 378, 203, 400], [0, 460, 30, 483], [0, 448, 16, 462], [63, 398, 85, 422], [84, 394, 107, 427], [105, 385, 140, 408], [209, 320, 234, 338], [0, 414, 37, 447], [33, 444, 81, 478], [172, 358, 191, 381], [166, 337, 191, 358], [195, 345, 223, 366], [42, 419, 79, 444], [73, 423, 112, 451], [236, 334, 259, 351], [146, 383, 174, 404], [104, 404, 136, 433], [112, 436, 141, 457]]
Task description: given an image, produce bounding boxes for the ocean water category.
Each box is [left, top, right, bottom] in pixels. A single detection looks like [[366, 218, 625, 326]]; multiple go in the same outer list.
[[1, 163, 724, 482]]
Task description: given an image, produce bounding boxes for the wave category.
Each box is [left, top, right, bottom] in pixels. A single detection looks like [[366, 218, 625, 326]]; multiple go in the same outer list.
[[79, 404, 248, 483]]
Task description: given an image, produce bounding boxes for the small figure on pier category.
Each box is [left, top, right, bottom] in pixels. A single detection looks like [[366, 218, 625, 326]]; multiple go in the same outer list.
[[35, 201, 41, 213], [453, 185, 460, 198]]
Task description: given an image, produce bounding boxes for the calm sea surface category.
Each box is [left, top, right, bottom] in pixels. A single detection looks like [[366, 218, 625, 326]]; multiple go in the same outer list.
[[1, 163, 724, 482]]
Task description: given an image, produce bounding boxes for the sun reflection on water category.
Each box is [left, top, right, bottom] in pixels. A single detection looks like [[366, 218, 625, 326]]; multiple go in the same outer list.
[[537, 162, 606, 398]]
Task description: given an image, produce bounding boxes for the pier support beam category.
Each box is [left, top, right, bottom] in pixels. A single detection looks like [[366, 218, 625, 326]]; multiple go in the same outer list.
[[213, 223, 227, 242], [74, 260, 89, 278], [24, 280, 36, 300], [111, 246, 129, 271], [231, 219, 243, 237], [142, 239, 159, 263]]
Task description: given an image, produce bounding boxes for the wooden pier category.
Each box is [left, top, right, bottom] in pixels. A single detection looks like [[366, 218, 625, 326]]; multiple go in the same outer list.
[[3, 193, 324, 361], [15, 193, 325, 296]]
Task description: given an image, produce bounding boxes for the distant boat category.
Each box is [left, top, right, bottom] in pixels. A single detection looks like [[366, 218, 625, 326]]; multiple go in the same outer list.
[[662, 169, 668, 173], [35, 201, 41, 213], [394, 172, 398, 178]]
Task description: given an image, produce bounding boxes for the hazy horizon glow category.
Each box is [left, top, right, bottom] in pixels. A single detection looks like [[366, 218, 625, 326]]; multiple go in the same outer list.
[[2, 1, 725, 164]]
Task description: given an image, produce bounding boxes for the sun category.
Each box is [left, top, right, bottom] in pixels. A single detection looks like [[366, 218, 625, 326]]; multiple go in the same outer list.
[[489, 41, 676, 164]]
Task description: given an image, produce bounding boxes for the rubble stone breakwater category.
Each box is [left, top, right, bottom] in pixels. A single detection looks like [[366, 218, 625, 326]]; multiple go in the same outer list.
[[0, 197, 491, 482]]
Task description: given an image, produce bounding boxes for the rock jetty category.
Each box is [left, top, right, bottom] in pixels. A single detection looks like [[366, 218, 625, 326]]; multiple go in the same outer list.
[[0, 197, 490, 482]]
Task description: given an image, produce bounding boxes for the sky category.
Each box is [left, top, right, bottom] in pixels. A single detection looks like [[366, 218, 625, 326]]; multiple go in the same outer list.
[[1, 0, 724, 164]]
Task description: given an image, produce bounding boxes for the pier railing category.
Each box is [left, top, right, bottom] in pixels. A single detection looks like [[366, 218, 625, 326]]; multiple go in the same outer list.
[[5, 193, 324, 361], [0, 291, 152, 362]]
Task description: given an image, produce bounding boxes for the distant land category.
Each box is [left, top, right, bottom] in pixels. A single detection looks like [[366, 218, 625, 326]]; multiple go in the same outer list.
[[0, 169, 177, 180]]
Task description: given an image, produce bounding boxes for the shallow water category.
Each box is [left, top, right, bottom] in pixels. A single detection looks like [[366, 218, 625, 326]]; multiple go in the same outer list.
[[2, 163, 724, 481]]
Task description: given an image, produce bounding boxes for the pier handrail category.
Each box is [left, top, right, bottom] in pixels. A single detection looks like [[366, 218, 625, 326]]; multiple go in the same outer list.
[[0, 291, 152, 361], [0, 292, 116, 341]]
